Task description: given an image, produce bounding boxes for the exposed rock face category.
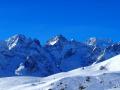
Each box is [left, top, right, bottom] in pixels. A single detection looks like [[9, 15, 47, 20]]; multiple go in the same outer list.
[[0, 34, 119, 77]]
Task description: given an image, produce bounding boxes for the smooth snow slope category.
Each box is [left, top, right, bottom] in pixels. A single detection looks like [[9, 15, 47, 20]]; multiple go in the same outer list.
[[1, 55, 120, 90]]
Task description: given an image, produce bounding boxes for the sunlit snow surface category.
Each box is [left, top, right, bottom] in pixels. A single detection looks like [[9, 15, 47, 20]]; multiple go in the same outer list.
[[1, 55, 120, 90]]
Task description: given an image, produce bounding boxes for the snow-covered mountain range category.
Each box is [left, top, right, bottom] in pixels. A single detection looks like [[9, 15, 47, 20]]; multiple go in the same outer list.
[[0, 34, 120, 90], [0, 34, 120, 77]]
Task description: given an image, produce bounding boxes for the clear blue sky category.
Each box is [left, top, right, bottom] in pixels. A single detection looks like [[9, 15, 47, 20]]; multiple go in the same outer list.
[[0, 0, 120, 44]]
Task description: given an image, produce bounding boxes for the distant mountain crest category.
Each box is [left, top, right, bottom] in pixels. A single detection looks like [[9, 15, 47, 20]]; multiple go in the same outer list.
[[46, 35, 67, 46], [86, 37, 113, 49], [0, 34, 119, 77], [6, 34, 26, 42], [5, 34, 30, 50]]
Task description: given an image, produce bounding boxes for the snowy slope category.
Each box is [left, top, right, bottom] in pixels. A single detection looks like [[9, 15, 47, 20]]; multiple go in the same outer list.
[[1, 55, 120, 90]]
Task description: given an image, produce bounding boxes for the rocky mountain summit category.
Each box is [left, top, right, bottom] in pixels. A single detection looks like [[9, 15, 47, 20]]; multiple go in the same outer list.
[[0, 34, 119, 77]]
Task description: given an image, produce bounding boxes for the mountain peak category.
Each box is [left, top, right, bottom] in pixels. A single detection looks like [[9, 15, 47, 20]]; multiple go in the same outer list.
[[86, 37, 97, 46], [6, 34, 26, 42], [86, 37, 113, 48], [46, 35, 67, 46], [53, 35, 67, 41], [6, 34, 28, 50]]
